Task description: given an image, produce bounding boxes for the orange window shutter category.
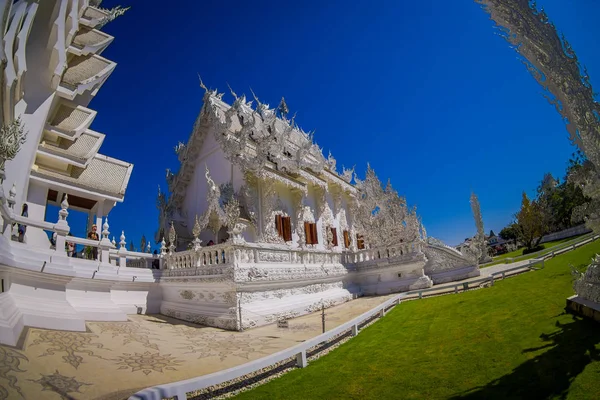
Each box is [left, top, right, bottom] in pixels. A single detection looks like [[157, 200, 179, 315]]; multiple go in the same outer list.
[[304, 221, 311, 244], [276, 215, 283, 238], [311, 223, 318, 244], [284, 217, 292, 241]]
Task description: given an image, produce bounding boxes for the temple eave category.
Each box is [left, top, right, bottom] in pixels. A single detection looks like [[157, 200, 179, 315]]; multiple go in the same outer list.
[[31, 154, 133, 202]]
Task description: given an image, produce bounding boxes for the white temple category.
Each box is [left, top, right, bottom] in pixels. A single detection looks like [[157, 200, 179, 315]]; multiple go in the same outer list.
[[154, 85, 482, 329], [0, 0, 482, 347]]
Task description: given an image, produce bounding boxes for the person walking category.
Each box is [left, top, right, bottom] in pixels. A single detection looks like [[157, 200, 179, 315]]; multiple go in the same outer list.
[[66, 233, 76, 257], [17, 203, 28, 243], [87, 224, 99, 260]]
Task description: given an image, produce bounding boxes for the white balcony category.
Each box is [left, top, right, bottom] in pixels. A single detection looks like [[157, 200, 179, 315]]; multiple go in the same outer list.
[[79, 6, 110, 29], [69, 25, 114, 56], [31, 154, 133, 202], [44, 102, 97, 140], [38, 130, 105, 168], [56, 53, 116, 100]]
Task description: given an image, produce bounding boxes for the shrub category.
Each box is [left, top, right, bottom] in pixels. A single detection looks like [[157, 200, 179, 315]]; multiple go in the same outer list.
[[522, 244, 545, 255]]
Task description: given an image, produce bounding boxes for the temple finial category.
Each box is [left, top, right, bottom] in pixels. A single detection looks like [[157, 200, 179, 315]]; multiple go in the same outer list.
[[227, 82, 238, 99], [278, 97, 289, 117], [197, 73, 208, 92]]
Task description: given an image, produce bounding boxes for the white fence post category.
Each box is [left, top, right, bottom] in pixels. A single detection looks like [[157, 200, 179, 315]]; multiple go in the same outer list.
[[99, 217, 112, 263], [160, 237, 167, 269], [296, 351, 307, 368], [351, 324, 359, 336], [118, 230, 127, 267], [54, 195, 70, 254]]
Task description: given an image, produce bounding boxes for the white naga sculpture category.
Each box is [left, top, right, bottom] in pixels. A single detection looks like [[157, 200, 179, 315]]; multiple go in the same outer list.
[[477, 0, 600, 304]]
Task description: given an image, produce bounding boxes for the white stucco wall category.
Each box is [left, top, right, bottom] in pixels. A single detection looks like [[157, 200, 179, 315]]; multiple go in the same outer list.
[[183, 131, 234, 244], [23, 181, 50, 248]]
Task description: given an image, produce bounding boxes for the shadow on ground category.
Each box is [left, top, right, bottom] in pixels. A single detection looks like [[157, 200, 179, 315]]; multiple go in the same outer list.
[[452, 316, 600, 399]]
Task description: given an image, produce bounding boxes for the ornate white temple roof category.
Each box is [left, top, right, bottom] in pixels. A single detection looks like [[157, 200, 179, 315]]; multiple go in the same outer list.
[[80, 6, 111, 28], [58, 53, 115, 99], [38, 130, 104, 166], [31, 155, 133, 200], [70, 25, 114, 55], [45, 102, 96, 139], [166, 87, 356, 209], [61, 54, 112, 87]]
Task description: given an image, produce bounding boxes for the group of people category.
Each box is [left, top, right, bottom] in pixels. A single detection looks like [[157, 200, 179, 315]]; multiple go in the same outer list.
[[15, 204, 204, 267], [14, 203, 92, 259]]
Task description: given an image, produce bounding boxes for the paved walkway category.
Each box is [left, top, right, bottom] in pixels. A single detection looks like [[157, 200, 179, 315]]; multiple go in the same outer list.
[[0, 261, 536, 400]]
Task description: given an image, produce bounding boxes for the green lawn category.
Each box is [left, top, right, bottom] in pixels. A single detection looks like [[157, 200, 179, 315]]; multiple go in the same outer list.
[[481, 233, 594, 268], [235, 241, 600, 400], [492, 234, 589, 261]]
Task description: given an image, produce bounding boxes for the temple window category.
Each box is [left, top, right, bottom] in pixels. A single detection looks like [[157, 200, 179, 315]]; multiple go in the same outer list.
[[343, 230, 351, 248], [304, 222, 318, 245], [330, 227, 338, 247], [275, 215, 292, 242], [356, 234, 365, 250]]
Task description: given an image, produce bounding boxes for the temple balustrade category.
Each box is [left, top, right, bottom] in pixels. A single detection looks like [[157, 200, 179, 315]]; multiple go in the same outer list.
[[0, 182, 158, 269], [164, 241, 344, 270], [344, 241, 424, 265], [166, 242, 232, 269]]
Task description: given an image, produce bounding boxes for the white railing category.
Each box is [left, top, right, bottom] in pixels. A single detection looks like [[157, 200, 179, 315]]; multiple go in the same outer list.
[[126, 257, 151, 269], [129, 292, 405, 400], [165, 241, 344, 270], [345, 241, 423, 264], [497, 234, 599, 264], [125, 252, 159, 269], [539, 224, 592, 244], [0, 181, 155, 269], [405, 259, 544, 299], [129, 258, 546, 400], [167, 242, 232, 269]]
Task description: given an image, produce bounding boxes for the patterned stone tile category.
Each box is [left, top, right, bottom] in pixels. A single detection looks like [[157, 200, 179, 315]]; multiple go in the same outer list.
[[29, 370, 91, 399], [0, 295, 395, 399], [29, 330, 108, 369], [0, 347, 28, 400]]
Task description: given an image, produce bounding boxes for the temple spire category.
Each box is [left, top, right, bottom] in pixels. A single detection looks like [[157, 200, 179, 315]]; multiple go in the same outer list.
[[277, 97, 289, 117]]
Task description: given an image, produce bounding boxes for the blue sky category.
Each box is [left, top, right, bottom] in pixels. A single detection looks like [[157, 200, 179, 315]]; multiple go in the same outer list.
[[63, 0, 600, 248]]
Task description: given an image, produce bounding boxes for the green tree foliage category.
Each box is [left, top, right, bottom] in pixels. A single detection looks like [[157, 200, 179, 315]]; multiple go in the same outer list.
[[507, 152, 591, 251], [499, 224, 519, 242], [531, 152, 591, 233], [515, 192, 545, 251]]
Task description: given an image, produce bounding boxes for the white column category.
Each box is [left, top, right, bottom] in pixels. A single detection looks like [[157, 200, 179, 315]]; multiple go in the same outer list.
[[95, 200, 104, 230], [86, 212, 94, 234]]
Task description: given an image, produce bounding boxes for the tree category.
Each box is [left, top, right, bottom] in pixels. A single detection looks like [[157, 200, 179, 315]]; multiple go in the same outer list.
[[535, 172, 559, 233], [499, 223, 519, 242], [469, 192, 487, 262], [515, 192, 545, 251]]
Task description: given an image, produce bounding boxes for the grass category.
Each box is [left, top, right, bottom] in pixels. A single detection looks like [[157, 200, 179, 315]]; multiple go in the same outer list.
[[481, 233, 594, 268], [234, 240, 600, 400], [493, 234, 588, 261]]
